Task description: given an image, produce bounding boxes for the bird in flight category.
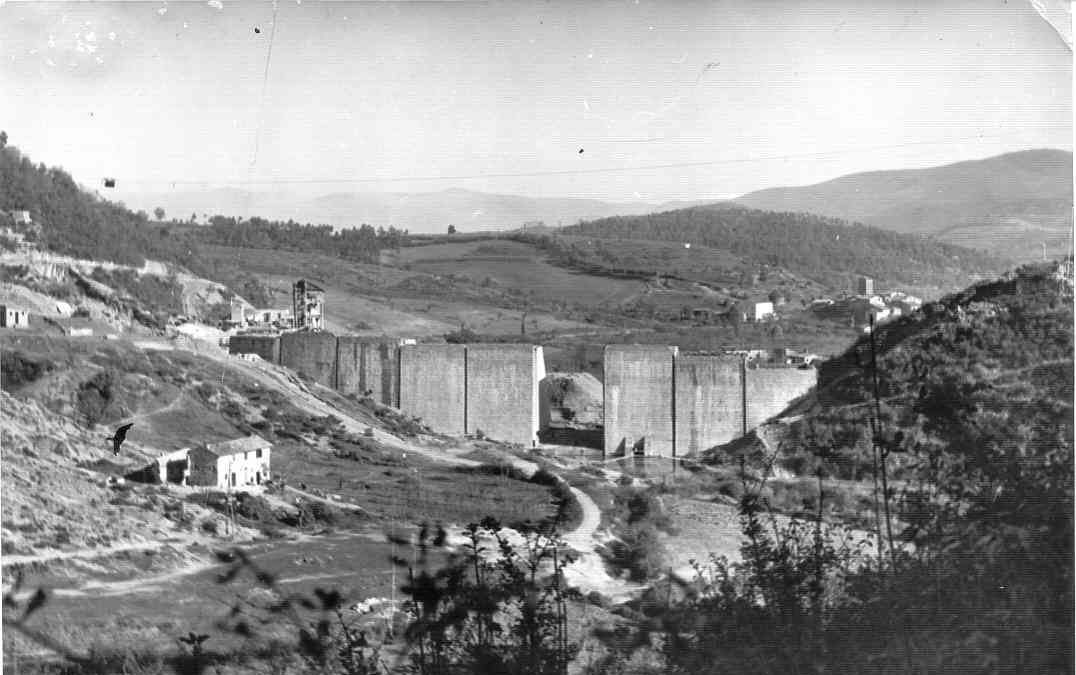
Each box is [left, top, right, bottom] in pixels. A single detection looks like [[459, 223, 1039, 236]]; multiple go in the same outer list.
[[107, 423, 134, 455]]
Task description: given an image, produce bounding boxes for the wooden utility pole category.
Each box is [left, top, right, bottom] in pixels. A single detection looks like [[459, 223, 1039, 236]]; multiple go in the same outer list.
[[868, 313, 896, 566]]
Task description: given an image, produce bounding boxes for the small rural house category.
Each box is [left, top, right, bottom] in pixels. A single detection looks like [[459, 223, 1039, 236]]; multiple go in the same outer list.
[[856, 275, 874, 296], [188, 435, 272, 489], [0, 305, 29, 328], [9, 210, 31, 225], [752, 301, 774, 322], [155, 447, 193, 485]]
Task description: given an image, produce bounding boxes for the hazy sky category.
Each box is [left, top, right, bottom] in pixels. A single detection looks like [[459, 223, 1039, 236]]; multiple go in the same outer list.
[[1, 0, 1071, 203]]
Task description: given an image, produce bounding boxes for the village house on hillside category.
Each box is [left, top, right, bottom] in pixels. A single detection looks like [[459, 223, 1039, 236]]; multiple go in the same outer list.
[[0, 305, 29, 328], [148, 435, 272, 489], [8, 210, 31, 225], [189, 435, 272, 489], [752, 301, 775, 321]]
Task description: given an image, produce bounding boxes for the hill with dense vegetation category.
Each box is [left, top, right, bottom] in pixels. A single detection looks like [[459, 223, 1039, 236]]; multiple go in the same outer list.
[[734, 149, 1073, 259], [559, 203, 1005, 290], [0, 133, 201, 271]]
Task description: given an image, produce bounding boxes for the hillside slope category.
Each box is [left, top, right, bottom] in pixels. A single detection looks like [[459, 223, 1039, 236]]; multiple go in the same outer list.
[[734, 259, 1074, 482], [698, 260, 1073, 671], [734, 149, 1073, 258]]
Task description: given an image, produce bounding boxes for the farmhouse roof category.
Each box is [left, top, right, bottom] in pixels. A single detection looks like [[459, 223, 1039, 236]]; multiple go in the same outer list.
[[202, 434, 270, 457]]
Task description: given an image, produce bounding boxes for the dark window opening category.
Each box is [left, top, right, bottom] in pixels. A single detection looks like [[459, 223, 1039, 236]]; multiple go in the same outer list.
[[165, 458, 188, 485]]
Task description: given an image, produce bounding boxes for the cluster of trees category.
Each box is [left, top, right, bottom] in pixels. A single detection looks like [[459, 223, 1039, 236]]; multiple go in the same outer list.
[[0, 134, 325, 313], [198, 216, 407, 264], [558, 204, 1004, 289]]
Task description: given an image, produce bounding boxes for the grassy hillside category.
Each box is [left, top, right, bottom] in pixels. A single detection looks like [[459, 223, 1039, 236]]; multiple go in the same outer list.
[[734, 149, 1073, 259]]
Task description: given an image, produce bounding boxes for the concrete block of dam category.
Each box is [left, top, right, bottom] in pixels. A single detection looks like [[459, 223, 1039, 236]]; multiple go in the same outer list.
[[674, 354, 745, 456], [398, 343, 466, 434], [744, 365, 817, 432], [228, 334, 281, 364], [279, 331, 338, 389], [362, 341, 398, 408], [604, 344, 677, 457], [465, 344, 545, 446], [335, 336, 364, 396], [335, 337, 399, 407]]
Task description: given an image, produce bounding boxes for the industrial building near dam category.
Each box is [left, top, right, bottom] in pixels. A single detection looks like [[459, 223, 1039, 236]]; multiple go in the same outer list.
[[229, 333, 815, 457]]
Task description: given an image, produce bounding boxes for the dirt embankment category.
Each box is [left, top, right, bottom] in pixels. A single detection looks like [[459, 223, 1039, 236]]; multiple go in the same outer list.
[[541, 371, 603, 428], [0, 249, 254, 330]]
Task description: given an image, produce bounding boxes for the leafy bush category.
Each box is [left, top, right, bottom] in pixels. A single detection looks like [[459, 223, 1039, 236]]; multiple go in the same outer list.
[[0, 350, 55, 390], [234, 494, 278, 522], [605, 523, 666, 582], [443, 327, 479, 343], [76, 371, 115, 425]]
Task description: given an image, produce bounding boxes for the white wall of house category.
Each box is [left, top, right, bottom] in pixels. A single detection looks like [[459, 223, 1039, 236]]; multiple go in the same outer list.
[[753, 302, 774, 321], [1, 307, 29, 328], [215, 447, 271, 489]]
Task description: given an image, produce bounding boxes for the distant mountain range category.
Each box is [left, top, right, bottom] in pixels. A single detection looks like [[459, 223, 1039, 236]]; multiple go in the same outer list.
[[120, 149, 1072, 259], [733, 149, 1073, 259], [119, 187, 713, 235]]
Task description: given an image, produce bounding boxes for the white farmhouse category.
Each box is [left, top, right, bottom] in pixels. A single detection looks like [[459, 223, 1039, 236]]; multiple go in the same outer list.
[[752, 301, 774, 321], [0, 305, 29, 328], [188, 435, 272, 489]]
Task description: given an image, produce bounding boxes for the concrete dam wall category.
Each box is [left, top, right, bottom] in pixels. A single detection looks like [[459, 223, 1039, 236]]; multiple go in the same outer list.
[[334, 336, 364, 396], [362, 341, 399, 408], [604, 345, 678, 457], [465, 344, 545, 446], [674, 354, 745, 457], [398, 343, 468, 435], [744, 365, 816, 431], [229, 333, 814, 455], [279, 331, 338, 388], [603, 346, 818, 458], [228, 334, 280, 364], [230, 333, 546, 445], [334, 337, 398, 407]]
